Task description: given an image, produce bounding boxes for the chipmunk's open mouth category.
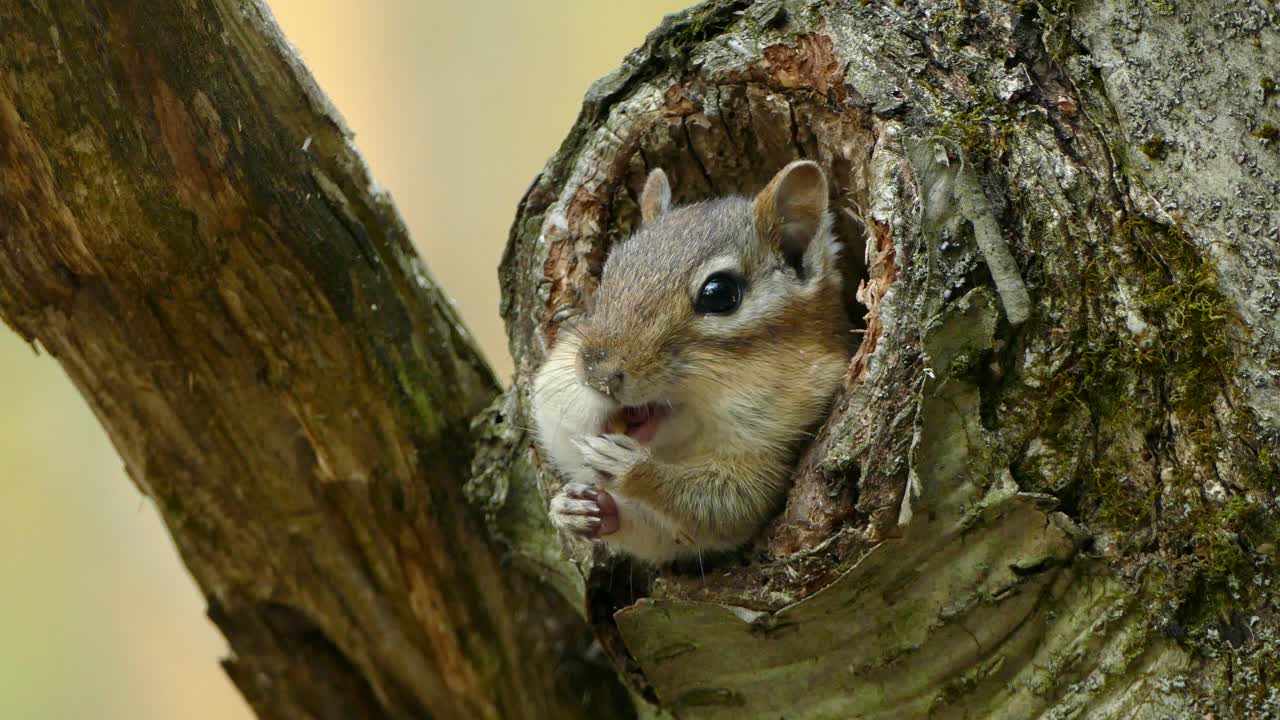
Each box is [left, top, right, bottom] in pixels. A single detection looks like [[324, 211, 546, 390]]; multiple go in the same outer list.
[[605, 403, 668, 444]]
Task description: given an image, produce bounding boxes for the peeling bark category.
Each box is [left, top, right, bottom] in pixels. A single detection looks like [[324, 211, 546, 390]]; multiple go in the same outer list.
[[493, 0, 1280, 717], [3, 0, 1280, 718]]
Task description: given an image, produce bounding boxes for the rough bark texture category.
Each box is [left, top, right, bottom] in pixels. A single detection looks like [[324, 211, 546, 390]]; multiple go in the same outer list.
[[3, 0, 1279, 718], [0, 2, 624, 719], [489, 0, 1280, 717]]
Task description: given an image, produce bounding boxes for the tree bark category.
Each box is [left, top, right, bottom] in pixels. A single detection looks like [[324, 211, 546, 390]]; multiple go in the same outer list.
[[496, 0, 1280, 717], [3, 0, 1279, 719], [0, 2, 622, 719]]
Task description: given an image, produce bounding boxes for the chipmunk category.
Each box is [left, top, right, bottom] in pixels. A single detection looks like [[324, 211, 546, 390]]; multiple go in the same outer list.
[[531, 161, 850, 564]]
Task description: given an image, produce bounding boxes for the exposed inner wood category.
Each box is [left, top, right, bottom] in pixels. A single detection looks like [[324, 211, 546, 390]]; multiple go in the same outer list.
[[3, 0, 1278, 717], [496, 1, 1280, 716]]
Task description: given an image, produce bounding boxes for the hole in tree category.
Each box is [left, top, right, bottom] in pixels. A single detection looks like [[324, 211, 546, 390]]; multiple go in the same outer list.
[[571, 84, 881, 608], [602, 84, 876, 336]]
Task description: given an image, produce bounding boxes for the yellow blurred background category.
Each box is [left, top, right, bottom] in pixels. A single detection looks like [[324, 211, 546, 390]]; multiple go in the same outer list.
[[0, 2, 688, 717]]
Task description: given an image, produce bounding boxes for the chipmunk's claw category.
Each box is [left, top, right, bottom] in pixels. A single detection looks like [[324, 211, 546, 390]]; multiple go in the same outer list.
[[550, 482, 619, 539], [572, 434, 646, 481]]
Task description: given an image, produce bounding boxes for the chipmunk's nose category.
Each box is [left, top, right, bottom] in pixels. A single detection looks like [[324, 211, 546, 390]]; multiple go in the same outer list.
[[580, 346, 625, 398]]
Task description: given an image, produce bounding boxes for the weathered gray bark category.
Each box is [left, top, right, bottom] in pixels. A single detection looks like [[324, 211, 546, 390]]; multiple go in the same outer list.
[[2, 0, 1278, 718], [491, 0, 1280, 717]]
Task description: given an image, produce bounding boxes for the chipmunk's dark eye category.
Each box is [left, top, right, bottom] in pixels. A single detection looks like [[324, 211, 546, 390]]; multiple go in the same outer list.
[[694, 272, 742, 315]]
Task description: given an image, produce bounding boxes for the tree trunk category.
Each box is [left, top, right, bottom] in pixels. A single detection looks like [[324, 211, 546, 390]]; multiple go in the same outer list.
[[3, 0, 1279, 719]]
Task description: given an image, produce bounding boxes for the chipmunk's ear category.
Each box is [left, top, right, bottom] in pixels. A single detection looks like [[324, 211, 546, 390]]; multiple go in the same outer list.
[[754, 161, 829, 277], [640, 168, 671, 224]]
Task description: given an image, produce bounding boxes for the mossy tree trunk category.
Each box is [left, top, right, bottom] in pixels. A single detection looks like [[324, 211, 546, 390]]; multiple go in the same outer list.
[[3, 0, 1279, 719]]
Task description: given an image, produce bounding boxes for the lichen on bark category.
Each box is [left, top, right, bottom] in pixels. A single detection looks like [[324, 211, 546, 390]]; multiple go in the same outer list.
[[492, 0, 1280, 716], [2, 0, 1278, 717]]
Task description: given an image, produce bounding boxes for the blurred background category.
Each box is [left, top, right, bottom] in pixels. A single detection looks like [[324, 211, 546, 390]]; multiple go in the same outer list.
[[0, 1, 688, 717]]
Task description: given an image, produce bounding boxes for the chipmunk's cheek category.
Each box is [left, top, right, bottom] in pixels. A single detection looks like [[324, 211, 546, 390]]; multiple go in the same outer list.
[[595, 487, 620, 536]]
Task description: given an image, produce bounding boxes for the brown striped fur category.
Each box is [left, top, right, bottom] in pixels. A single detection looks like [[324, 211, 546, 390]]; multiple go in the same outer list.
[[532, 162, 850, 563]]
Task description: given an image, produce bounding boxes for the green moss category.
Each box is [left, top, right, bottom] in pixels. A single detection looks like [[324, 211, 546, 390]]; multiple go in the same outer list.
[[926, 0, 973, 47], [938, 97, 1017, 166], [949, 348, 982, 377], [1119, 217, 1236, 415], [659, 1, 744, 58], [1139, 134, 1168, 160], [1032, 212, 1274, 647], [1083, 459, 1151, 532], [1252, 123, 1279, 142], [939, 8, 1278, 700], [1167, 495, 1277, 636], [1016, 0, 1076, 16], [1260, 446, 1280, 493], [1262, 77, 1277, 99], [1017, 0, 1078, 63]]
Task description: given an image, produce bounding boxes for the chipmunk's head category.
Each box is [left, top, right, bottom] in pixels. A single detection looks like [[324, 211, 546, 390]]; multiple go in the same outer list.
[[563, 161, 848, 452]]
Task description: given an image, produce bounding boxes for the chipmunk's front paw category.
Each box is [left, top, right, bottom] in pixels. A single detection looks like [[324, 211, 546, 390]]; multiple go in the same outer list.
[[573, 434, 647, 482], [549, 482, 619, 539]]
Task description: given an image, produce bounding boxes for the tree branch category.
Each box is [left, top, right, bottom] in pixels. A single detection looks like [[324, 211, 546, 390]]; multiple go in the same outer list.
[[0, 1, 615, 717], [4, 0, 1278, 718]]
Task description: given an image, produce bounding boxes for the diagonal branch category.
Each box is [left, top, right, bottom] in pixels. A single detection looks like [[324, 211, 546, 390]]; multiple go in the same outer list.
[[0, 1, 613, 717]]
